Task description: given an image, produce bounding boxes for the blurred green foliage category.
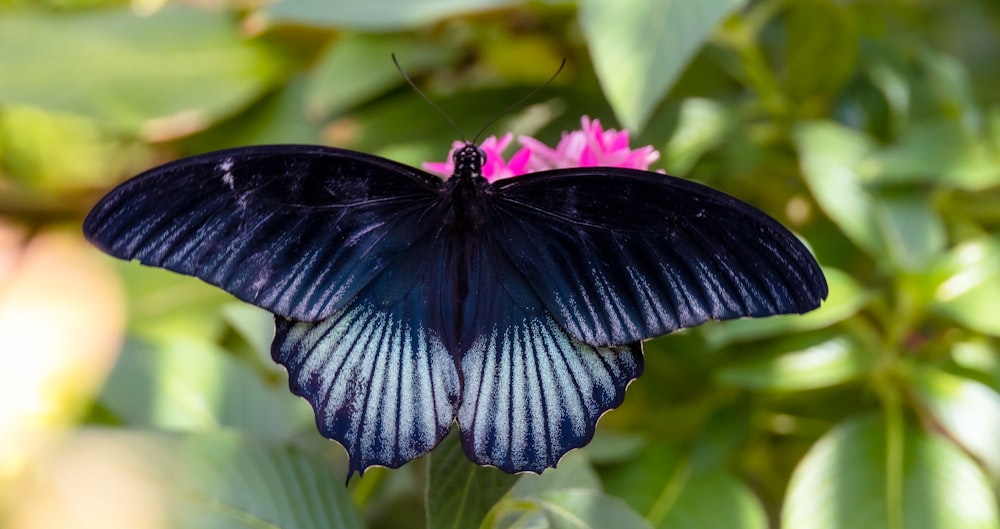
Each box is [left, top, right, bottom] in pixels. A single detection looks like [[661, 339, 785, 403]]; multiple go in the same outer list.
[[2, 0, 999, 528]]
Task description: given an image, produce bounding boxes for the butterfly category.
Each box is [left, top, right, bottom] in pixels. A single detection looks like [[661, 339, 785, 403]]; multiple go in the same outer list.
[[83, 141, 827, 478]]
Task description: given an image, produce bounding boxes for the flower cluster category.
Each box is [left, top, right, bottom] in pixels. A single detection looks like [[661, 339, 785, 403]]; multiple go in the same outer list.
[[422, 116, 660, 182]]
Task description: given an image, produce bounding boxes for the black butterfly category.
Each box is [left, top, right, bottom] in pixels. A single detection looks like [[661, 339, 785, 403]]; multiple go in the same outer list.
[[84, 142, 827, 477]]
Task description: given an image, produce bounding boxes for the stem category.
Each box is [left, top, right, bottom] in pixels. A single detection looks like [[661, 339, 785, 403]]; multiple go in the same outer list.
[[883, 387, 905, 529]]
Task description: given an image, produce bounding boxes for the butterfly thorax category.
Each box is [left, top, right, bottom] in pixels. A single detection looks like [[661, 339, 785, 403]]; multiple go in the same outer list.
[[444, 144, 490, 232], [438, 144, 492, 350]]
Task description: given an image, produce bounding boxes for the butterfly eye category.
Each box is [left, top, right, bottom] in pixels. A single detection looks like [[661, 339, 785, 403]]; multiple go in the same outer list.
[[476, 147, 486, 164]]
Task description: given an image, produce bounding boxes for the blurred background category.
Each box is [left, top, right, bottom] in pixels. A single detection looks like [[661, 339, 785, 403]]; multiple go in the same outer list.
[[1, 0, 999, 528]]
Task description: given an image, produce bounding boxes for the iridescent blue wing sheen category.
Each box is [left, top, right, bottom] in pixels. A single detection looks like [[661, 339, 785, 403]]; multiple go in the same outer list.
[[83, 145, 444, 322], [456, 230, 643, 473], [488, 167, 828, 346], [272, 222, 463, 478]]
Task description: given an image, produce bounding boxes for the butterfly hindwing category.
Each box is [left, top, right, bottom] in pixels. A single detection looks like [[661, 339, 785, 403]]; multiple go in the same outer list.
[[458, 317, 643, 473], [489, 167, 828, 346], [272, 223, 462, 476], [456, 233, 644, 472], [83, 145, 445, 321]]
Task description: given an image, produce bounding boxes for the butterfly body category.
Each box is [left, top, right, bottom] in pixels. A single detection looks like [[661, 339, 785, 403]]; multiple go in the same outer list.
[[84, 142, 826, 477]]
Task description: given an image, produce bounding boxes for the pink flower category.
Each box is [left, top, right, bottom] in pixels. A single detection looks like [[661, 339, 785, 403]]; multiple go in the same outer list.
[[422, 116, 660, 182], [520, 117, 660, 172], [422, 133, 533, 183]]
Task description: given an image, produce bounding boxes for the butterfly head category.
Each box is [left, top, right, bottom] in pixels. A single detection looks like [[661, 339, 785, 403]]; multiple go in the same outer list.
[[451, 144, 486, 182]]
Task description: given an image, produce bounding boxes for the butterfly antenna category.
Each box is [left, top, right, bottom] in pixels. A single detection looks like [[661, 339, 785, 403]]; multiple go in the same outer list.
[[471, 57, 566, 145], [392, 53, 468, 143]]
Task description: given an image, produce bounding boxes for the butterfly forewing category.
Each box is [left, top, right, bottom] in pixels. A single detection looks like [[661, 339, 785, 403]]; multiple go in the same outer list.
[[488, 167, 828, 346], [83, 145, 445, 322]]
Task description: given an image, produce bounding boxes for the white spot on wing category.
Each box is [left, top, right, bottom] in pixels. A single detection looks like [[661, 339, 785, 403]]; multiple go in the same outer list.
[[218, 157, 235, 189]]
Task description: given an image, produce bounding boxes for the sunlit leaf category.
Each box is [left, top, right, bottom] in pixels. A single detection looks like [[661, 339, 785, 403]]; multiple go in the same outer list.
[[0, 229, 124, 472], [860, 121, 1000, 190], [874, 192, 946, 272], [951, 340, 1000, 389], [662, 98, 731, 175], [601, 441, 764, 529], [782, 415, 999, 529], [600, 444, 679, 523], [185, 74, 323, 149], [932, 235, 1000, 336], [8, 429, 363, 529], [510, 450, 602, 498], [427, 431, 518, 529], [221, 303, 275, 361], [535, 489, 651, 529], [491, 452, 603, 529], [0, 106, 150, 189], [654, 470, 766, 529], [305, 34, 453, 119], [794, 121, 883, 258], [580, 430, 646, 465], [99, 337, 313, 440], [717, 333, 872, 391], [579, 0, 745, 131], [912, 368, 1000, 481], [0, 7, 295, 137], [266, 0, 524, 30], [114, 262, 235, 342]]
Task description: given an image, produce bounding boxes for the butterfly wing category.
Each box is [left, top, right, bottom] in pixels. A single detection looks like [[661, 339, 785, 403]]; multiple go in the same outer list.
[[487, 167, 828, 346], [456, 230, 643, 473], [83, 145, 444, 321], [272, 222, 462, 478]]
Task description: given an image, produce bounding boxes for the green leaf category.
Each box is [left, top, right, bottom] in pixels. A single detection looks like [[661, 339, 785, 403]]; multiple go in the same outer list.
[[305, 34, 454, 119], [510, 450, 602, 498], [266, 0, 524, 30], [654, 470, 766, 529], [491, 452, 603, 529], [859, 121, 1000, 190], [579, 430, 646, 465], [99, 337, 313, 440], [912, 368, 1000, 481], [427, 431, 518, 529], [794, 121, 883, 259], [601, 441, 687, 522], [662, 98, 731, 175], [186, 74, 324, 148], [601, 441, 765, 529], [115, 261, 235, 342], [951, 340, 1000, 388], [221, 303, 276, 362], [782, 0, 858, 106], [579, 0, 745, 131], [873, 192, 946, 271], [717, 333, 873, 392], [25, 429, 363, 529], [0, 105, 150, 189], [0, 7, 295, 137], [798, 122, 947, 270], [700, 268, 870, 348], [932, 236, 1000, 336], [534, 489, 652, 529], [782, 415, 999, 529]]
